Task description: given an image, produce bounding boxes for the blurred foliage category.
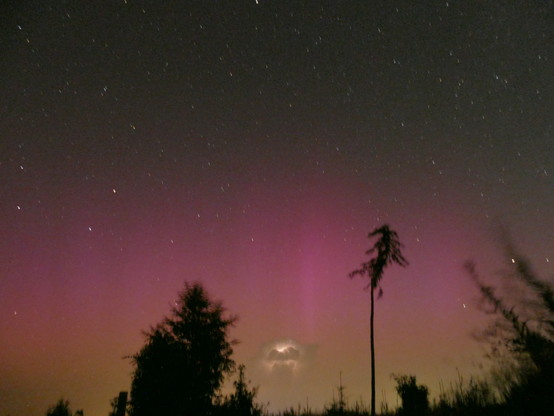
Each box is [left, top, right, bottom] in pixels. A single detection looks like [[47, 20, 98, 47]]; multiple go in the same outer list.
[[463, 234, 554, 415]]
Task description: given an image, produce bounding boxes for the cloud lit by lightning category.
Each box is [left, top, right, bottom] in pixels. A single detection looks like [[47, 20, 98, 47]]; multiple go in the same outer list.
[[262, 339, 305, 374]]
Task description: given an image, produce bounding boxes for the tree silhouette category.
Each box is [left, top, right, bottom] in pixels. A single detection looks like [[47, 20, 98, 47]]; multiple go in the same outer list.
[[221, 364, 263, 416], [349, 225, 408, 416], [45, 399, 82, 416], [129, 282, 236, 416]]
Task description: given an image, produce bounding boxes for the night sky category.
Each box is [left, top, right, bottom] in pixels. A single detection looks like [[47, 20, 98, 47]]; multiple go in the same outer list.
[[1, 1, 553, 415]]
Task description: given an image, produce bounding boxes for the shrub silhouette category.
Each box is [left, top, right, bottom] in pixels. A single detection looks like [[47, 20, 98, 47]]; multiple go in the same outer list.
[[45, 399, 82, 416], [392, 374, 429, 416], [108, 396, 118, 416], [129, 282, 236, 416], [219, 364, 263, 416]]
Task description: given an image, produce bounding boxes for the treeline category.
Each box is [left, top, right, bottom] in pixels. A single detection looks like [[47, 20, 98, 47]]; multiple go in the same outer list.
[[44, 229, 553, 416]]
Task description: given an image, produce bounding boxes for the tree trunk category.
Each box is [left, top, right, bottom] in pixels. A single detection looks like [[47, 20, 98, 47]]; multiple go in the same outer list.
[[370, 284, 376, 416]]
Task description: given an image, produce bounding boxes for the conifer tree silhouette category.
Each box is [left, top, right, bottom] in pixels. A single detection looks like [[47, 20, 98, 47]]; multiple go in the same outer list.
[[129, 282, 236, 416]]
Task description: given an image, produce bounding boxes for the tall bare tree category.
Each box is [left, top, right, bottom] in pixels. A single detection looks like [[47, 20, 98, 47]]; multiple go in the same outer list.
[[349, 225, 408, 416]]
